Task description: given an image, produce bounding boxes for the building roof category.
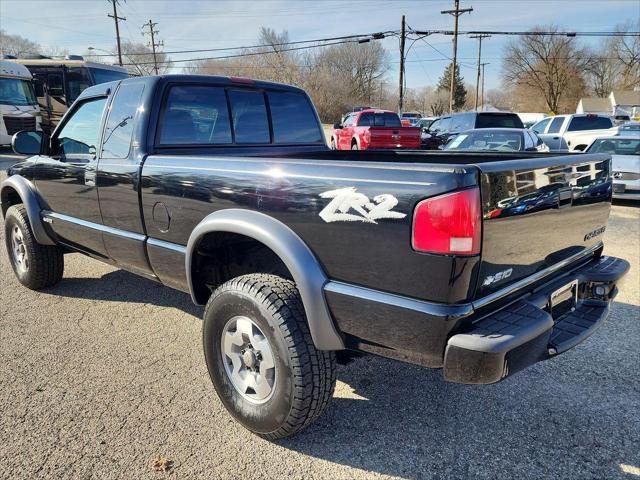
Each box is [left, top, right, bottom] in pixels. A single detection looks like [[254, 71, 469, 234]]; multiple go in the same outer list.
[[578, 97, 612, 112], [610, 90, 640, 106]]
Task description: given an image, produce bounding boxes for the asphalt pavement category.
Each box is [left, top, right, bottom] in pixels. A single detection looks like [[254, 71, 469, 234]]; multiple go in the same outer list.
[[0, 166, 639, 479]]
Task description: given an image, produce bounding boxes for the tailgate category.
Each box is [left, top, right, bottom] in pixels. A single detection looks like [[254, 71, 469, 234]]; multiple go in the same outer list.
[[476, 153, 612, 298], [369, 127, 420, 149]]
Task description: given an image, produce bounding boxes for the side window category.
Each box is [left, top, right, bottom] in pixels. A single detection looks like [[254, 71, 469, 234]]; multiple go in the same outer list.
[[52, 97, 107, 161], [531, 117, 550, 134], [66, 68, 92, 103], [267, 91, 323, 143], [358, 112, 373, 127], [158, 85, 232, 145], [547, 117, 565, 134], [429, 118, 442, 132], [102, 82, 145, 158], [228, 89, 270, 144], [48, 72, 64, 97], [450, 113, 473, 132], [439, 117, 452, 132]]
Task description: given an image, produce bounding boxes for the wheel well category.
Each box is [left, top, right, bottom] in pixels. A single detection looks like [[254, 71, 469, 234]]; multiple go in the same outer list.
[[1, 186, 21, 217], [191, 231, 293, 304]]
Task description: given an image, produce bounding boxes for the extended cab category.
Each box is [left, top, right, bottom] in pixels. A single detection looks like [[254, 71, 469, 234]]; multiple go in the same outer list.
[[2, 75, 629, 439], [531, 113, 615, 152], [331, 109, 420, 150]]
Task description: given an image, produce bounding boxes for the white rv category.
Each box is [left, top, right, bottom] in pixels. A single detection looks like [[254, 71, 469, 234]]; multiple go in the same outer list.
[[0, 60, 41, 146]]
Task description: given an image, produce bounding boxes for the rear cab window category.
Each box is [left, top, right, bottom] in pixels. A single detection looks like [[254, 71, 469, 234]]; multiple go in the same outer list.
[[567, 116, 614, 131], [359, 112, 401, 127], [475, 113, 524, 129], [158, 83, 322, 146]]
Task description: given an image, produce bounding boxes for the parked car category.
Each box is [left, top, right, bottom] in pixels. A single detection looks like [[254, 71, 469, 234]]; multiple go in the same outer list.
[[7, 55, 128, 133], [400, 111, 422, 126], [530, 113, 614, 152], [417, 116, 438, 146], [617, 121, 640, 136], [4, 74, 628, 440], [0, 61, 41, 146], [422, 111, 524, 149], [585, 136, 640, 200], [444, 128, 549, 152], [331, 109, 420, 150]]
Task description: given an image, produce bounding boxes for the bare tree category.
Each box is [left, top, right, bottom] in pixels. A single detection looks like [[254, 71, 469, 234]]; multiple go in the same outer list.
[[502, 26, 591, 113], [0, 30, 40, 57], [119, 41, 170, 76]]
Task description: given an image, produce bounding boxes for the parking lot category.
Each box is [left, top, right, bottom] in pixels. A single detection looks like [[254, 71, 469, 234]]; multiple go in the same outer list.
[[0, 154, 638, 479]]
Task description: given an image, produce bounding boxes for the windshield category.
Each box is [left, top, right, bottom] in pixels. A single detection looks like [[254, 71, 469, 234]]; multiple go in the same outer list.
[[588, 138, 640, 155], [445, 130, 523, 151], [0, 77, 37, 106], [89, 67, 129, 85]]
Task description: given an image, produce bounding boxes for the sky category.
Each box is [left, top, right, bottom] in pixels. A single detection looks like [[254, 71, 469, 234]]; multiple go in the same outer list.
[[1, 0, 637, 92]]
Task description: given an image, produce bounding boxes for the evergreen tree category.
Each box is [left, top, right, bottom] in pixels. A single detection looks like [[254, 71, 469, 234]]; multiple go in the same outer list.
[[437, 62, 467, 111]]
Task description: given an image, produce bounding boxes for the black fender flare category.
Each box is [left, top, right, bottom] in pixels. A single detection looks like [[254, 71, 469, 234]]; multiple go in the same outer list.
[[0, 175, 55, 245], [186, 209, 344, 350]]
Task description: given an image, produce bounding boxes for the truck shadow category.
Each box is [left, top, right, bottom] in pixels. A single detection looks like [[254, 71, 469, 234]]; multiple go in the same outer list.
[[279, 300, 640, 479], [44, 269, 203, 318]]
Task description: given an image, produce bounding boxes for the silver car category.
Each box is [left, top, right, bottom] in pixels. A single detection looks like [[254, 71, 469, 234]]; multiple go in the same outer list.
[[586, 136, 640, 200]]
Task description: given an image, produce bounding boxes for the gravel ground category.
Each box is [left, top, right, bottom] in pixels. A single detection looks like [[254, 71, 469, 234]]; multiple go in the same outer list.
[[0, 162, 638, 479]]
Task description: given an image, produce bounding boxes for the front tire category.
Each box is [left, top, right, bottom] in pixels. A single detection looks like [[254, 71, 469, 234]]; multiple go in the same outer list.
[[202, 274, 336, 439], [4, 204, 64, 290]]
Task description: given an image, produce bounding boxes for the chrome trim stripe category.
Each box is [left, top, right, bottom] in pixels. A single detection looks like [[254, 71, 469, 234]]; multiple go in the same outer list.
[[147, 237, 186, 254], [324, 281, 474, 319], [472, 242, 603, 310], [146, 164, 435, 186], [43, 211, 146, 242]]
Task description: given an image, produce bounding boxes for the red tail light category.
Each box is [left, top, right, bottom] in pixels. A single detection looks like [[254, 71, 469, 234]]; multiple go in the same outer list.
[[412, 188, 481, 255]]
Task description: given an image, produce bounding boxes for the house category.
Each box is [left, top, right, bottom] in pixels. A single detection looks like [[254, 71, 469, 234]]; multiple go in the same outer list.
[[576, 97, 613, 116], [610, 90, 640, 118], [577, 90, 640, 119]]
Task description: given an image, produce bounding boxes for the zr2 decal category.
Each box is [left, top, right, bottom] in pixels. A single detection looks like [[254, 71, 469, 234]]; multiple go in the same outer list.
[[319, 187, 406, 224]]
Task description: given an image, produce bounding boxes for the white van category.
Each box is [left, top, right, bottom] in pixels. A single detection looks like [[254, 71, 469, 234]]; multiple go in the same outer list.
[[0, 61, 41, 146]]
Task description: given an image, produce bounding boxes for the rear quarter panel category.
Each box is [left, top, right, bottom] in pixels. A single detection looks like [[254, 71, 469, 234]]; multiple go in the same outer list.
[[140, 154, 479, 303]]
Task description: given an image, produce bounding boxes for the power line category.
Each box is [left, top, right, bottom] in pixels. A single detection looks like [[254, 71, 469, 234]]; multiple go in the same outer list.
[[410, 29, 640, 37], [88, 31, 396, 57]]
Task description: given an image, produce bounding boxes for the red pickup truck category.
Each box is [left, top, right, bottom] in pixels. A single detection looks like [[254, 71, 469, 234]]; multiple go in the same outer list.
[[331, 109, 421, 150]]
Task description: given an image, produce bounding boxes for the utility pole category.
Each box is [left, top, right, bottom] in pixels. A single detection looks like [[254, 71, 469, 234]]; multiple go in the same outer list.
[[398, 15, 406, 114], [142, 19, 163, 75], [441, 0, 473, 113], [470, 34, 490, 110], [480, 62, 489, 110], [107, 0, 126, 66]]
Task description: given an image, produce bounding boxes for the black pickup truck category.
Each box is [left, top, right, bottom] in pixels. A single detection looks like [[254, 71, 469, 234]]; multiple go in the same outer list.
[[2, 75, 629, 439]]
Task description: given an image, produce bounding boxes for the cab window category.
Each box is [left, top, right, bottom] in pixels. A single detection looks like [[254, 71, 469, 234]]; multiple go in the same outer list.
[[547, 117, 565, 134], [102, 82, 145, 158], [267, 91, 322, 143], [158, 85, 232, 145], [228, 89, 270, 144], [531, 117, 551, 134], [52, 97, 107, 161]]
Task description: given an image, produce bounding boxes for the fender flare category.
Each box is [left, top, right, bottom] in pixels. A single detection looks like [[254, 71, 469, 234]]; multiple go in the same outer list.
[[186, 209, 345, 350], [1, 175, 56, 245]]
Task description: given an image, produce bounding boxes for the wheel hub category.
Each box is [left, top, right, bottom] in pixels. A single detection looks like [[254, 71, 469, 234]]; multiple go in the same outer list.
[[221, 316, 276, 404], [10, 225, 28, 273]]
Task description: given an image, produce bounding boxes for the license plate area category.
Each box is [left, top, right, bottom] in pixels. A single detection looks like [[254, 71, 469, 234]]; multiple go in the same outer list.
[[549, 279, 578, 320]]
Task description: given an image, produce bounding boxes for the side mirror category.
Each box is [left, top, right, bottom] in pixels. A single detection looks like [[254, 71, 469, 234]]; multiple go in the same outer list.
[[333, 122, 342, 130], [12, 130, 49, 156]]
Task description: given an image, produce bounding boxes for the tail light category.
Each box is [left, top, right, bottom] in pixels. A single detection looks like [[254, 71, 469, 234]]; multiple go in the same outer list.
[[412, 188, 481, 255]]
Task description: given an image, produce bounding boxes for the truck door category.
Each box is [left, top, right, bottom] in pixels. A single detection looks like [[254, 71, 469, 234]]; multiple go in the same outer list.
[[34, 93, 109, 257], [96, 79, 154, 277], [540, 116, 567, 151]]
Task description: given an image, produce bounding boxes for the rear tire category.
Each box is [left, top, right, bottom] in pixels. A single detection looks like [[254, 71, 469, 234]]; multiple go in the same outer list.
[[4, 204, 64, 289], [202, 274, 336, 440]]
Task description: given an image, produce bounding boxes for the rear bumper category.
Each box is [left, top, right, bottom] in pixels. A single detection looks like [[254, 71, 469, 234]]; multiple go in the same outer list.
[[443, 256, 630, 384]]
